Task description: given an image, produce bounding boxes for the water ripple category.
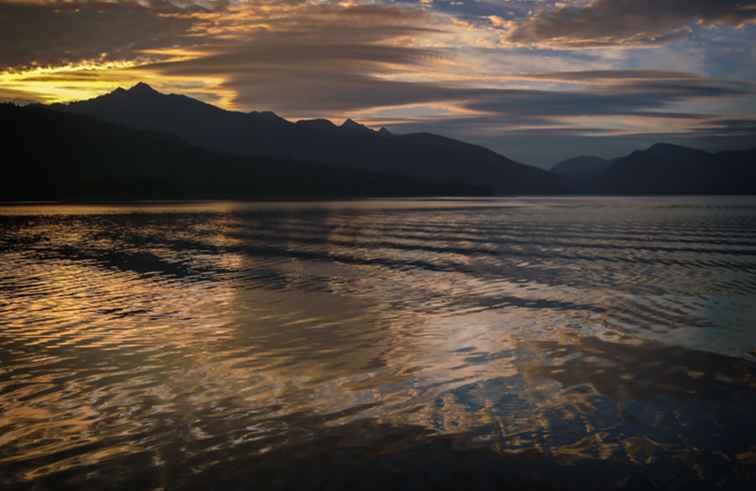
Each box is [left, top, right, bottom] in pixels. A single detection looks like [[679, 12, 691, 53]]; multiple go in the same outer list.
[[1, 197, 756, 489]]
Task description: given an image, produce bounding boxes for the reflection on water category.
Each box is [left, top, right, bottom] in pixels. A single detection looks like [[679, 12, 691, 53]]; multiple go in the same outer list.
[[1, 197, 756, 489]]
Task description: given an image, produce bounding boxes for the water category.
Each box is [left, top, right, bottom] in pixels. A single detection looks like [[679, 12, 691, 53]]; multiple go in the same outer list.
[[1, 197, 756, 490]]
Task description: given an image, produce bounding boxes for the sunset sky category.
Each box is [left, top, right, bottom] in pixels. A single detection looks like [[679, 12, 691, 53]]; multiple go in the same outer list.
[[2, 0, 755, 165]]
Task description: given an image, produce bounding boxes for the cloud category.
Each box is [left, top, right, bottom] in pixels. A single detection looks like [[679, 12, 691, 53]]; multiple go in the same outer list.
[[414, 71, 754, 120], [133, 2, 754, 117], [0, 1, 455, 107], [0, 85, 51, 103], [140, 41, 454, 114], [131, 3, 460, 114], [365, 70, 756, 165], [500, 0, 756, 48], [0, 1, 198, 70], [1, 0, 754, 164], [385, 111, 756, 167]]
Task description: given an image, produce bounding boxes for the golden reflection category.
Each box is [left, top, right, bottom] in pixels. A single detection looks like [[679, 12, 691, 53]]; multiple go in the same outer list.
[[3, 202, 756, 484]]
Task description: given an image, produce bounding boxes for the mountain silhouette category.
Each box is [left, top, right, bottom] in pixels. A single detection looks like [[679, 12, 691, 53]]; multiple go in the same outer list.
[[554, 144, 756, 194], [341, 118, 374, 134], [551, 156, 612, 192], [51, 83, 563, 195], [551, 156, 612, 179], [2, 104, 489, 201], [600, 143, 756, 194], [14, 83, 756, 198]]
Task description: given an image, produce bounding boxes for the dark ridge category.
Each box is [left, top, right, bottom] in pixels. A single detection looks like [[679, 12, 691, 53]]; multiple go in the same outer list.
[[340, 118, 374, 133], [295, 118, 338, 131], [51, 83, 563, 195], [127, 82, 159, 95], [34, 83, 756, 196], [551, 155, 611, 176], [647, 142, 705, 154], [1, 103, 491, 201], [555, 143, 756, 195], [250, 110, 287, 124], [597, 143, 756, 195]]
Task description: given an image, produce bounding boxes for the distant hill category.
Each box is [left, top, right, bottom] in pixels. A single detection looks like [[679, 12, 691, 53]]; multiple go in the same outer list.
[[50, 83, 563, 195], [553, 144, 756, 195], [600, 143, 756, 194], [551, 156, 612, 192], [1, 104, 489, 201], [551, 156, 612, 179]]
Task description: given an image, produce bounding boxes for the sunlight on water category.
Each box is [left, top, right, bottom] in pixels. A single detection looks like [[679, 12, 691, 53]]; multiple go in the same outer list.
[[1, 197, 756, 489]]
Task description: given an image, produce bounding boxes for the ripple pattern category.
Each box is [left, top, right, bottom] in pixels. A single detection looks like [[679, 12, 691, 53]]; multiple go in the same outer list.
[[1, 197, 756, 489]]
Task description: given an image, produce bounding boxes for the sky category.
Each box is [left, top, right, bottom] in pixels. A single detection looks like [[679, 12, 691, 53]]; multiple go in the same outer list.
[[1, 0, 755, 167]]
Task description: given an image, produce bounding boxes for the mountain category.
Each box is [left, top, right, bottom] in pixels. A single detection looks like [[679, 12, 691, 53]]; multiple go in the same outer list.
[[1, 104, 489, 201], [50, 83, 562, 195], [557, 143, 756, 195], [599, 143, 756, 194], [551, 156, 611, 179], [551, 156, 612, 193]]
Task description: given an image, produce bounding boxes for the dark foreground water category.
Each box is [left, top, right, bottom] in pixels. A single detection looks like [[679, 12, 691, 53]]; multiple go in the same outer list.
[[1, 197, 756, 490]]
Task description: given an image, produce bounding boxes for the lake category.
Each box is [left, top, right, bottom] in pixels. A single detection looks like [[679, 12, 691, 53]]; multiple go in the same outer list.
[[1, 197, 756, 490]]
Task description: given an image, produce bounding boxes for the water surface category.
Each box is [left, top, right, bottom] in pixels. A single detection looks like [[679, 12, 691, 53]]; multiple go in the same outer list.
[[2, 197, 756, 489]]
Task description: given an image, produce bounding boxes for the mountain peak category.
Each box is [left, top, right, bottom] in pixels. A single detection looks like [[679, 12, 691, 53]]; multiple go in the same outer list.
[[127, 82, 160, 95], [378, 127, 392, 136], [648, 142, 684, 151], [341, 118, 373, 133], [50, 84, 561, 194], [250, 110, 287, 124], [295, 118, 338, 131], [645, 142, 709, 158]]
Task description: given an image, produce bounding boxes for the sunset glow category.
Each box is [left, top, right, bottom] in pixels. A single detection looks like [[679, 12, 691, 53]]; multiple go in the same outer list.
[[4, 3, 756, 489], [1, 0, 754, 164]]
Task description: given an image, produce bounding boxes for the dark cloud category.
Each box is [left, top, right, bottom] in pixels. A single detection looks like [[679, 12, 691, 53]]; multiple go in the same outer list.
[[526, 70, 701, 81], [0, 1, 194, 69], [503, 0, 756, 47], [141, 43, 453, 113], [0, 1, 445, 71], [1, 1, 753, 164], [441, 73, 752, 118], [134, 3, 452, 114], [250, 3, 445, 43], [706, 118, 756, 132], [148, 54, 753, 117], [132, 3, 753, 116]]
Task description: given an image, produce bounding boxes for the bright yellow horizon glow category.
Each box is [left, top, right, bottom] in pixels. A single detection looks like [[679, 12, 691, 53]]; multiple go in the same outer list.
[[0, 60, 143, 103], [0, 56, 239, 110]]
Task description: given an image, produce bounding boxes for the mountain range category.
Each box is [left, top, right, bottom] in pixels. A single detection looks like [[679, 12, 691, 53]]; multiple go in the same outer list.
[[551, 156, 612, 181], [2, 82, 754, 199], [2, 103, 485, 200], [50, 83, 562, 195], [551, 144, 756, 194]]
